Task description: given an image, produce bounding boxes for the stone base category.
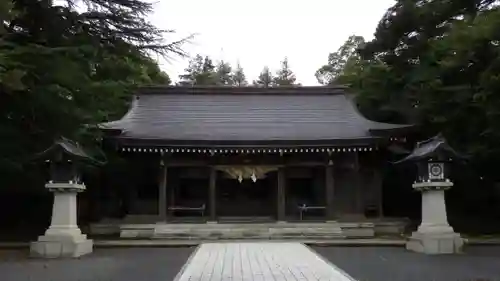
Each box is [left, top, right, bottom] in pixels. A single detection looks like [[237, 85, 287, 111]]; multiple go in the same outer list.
[[340, 222, 375, 238], [152, 222, 345, 240], [406, 231, 464, 254], [30, 235, 93, 258]]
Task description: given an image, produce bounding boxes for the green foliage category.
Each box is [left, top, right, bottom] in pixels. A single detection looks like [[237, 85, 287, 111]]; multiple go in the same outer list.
[[323, 0, 500, 178], [316, 35, 365, 85], [253, 66, 274, 87], [178, 54, 217, 85], [215, 60, 233, 85], [232, 61, 247, 86], [179, 56, 251, 86], [0, 0, 183, 182], [273, 57, 298, 86]]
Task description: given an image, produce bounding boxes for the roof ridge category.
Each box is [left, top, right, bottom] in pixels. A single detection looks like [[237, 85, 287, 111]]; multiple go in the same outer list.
[[136, 85, 350, 96]]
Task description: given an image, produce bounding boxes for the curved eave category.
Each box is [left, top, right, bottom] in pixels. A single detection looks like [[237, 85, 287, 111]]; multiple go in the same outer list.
[[32, 137, 103, 166], [368, 123, 415, 136], [99, 122, 124, 136], [345, 94, 415, 136], [97, 96, 138, 134], [394, 141, 469, 164]]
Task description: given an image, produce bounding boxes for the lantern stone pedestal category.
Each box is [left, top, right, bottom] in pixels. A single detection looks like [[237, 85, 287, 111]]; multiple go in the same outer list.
[[406, 181, 464, 254], [30, 183, 93, 258]]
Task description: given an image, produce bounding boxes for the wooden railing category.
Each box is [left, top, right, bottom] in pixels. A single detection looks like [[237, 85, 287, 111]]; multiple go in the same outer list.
[[297, 204, 326, 220]]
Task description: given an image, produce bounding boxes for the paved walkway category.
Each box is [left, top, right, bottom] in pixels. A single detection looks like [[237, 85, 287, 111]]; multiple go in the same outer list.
[[2, 245, 500, 281], [175, 242, 355, 281]]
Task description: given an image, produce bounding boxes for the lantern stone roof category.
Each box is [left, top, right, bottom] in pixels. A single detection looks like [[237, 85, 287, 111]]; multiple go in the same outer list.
[[395, 134, 466, 163], [101, 86, 412, 147], [34, 137, 102, 165]]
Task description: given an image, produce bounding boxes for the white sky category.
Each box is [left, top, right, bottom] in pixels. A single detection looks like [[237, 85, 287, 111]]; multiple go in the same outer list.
[[149, 0, 396, 85]]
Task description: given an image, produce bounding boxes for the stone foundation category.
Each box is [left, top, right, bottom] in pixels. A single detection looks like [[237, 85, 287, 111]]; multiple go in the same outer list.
[[339, 222, 375, 238], [406, 231, 464, 254], [30, 235, 93, 258], [153, 221, 345, 240], [90, 217, 409, 239]]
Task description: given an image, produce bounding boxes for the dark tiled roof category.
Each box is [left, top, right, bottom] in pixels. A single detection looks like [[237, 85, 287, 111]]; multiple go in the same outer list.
[[101, 86, 410, 145], [34, 137, 103, 165], [395, 134, 467, 163]]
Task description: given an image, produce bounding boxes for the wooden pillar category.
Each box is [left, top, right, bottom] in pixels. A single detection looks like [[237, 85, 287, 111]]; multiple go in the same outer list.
[[158, 160, 167, 221], [325, 161, 335, 220], [372, 151, 384, 218], [277, 167, 286, 221], [169, 176, 176, 210], [209, 167, 217, 221], [375, 168, 384, 218], [354, 151, 363, 215]]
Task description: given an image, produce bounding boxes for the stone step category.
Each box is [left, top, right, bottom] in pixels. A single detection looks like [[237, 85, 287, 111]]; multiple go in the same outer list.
[[151, 235, 346, 240], [118, 221, 357, 239], [152, 227, 345, 240]]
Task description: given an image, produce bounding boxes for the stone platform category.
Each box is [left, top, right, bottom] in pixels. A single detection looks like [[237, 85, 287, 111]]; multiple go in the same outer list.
[[90, 217, 408, 240], [174, 242, 355, 281], [153, 221, 345, 240]]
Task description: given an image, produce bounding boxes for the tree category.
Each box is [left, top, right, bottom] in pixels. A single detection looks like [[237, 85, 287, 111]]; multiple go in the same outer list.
[[315, 35, 365, 85], [253, 66, 274, 87], [232, 61, 248, 86], [0, 1, 13, 34], [273, 57, 297, 86], [178, 55, 216, 85], [215, 60, 233, 85], [140, 57, 171, 85], [343, 0, 500, 180], [0, 0, 186, 182]]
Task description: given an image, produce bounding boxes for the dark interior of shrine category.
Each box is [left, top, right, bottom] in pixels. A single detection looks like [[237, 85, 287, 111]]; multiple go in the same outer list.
[[1, 147, 500, 241], [126, 164, 326, 221]]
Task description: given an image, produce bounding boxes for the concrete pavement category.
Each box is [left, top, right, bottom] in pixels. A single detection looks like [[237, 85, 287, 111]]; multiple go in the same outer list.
[[1, 244, 500, 281]]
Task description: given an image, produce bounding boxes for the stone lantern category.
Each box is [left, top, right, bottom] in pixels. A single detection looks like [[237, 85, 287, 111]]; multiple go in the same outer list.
[[30, 137, 102, 258], [396, 134, 465, 254]]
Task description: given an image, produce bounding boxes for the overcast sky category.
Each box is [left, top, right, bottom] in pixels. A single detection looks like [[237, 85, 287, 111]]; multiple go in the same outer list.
[[149, 0, 396, 85]]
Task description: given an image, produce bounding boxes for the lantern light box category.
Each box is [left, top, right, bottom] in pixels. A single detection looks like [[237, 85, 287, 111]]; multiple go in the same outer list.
[[395, 134, 465, 183], [34, 137, 102, 184]]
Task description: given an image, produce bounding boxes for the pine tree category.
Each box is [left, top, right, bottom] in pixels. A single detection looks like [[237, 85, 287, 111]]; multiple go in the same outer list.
[[273, 57, 297, 86], [252, 66, 274, 87], [215, 60, 233, 85], [178, 55, 217, 85], [0, 0, 185, 183], [232, 62, 248, 86]]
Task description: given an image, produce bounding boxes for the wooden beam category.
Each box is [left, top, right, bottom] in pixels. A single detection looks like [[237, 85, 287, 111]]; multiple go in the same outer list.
[[354, 151, 363, 215], [165, 160, 208, 167], [285, 161, 326, 167], [166, 160, 326, 167]]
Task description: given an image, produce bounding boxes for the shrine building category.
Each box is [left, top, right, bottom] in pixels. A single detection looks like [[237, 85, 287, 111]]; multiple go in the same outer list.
[[95, 85, 412, 239]]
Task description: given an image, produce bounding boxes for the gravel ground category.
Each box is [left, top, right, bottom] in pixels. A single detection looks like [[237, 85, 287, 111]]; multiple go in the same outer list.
[[313, 245, 500, 281], [0, 247, 196, 281]]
